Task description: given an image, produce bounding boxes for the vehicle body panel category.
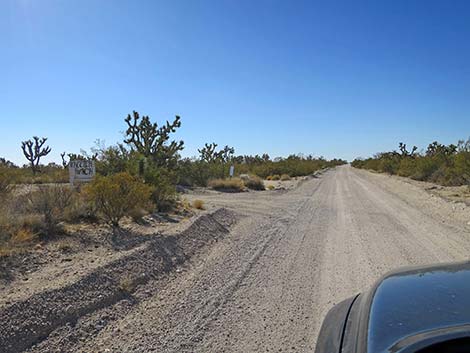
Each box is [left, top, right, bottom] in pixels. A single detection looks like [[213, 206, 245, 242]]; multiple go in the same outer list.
[[315, 261, 470, 353]]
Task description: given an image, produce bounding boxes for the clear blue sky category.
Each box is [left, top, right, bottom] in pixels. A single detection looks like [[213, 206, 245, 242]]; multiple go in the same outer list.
[[1, 0, 470, 165]]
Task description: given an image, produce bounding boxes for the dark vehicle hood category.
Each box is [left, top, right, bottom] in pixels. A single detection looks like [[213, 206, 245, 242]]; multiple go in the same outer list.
[[367, 261, 470, 352], [316, 261, 470, 353]]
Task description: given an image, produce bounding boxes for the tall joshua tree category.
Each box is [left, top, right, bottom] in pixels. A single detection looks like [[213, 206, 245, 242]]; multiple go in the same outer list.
[[124, 111, 184, 168], [21, 136, 51, 174]]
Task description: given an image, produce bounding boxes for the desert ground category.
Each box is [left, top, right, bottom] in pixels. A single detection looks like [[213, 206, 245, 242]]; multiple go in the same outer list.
[[2, 165, 470, 352]]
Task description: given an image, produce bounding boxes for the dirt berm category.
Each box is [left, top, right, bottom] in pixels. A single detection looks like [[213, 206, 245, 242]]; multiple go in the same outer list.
[[0, 208, 238, 353]]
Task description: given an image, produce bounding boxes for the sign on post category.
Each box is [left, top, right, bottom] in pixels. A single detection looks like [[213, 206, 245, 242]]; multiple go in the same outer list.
[[229, 165, 235, 178], [69, 160, 95, 185]]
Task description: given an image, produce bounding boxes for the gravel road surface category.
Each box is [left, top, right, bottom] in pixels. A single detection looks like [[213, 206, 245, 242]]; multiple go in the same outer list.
[[52, 166, 470, 352]]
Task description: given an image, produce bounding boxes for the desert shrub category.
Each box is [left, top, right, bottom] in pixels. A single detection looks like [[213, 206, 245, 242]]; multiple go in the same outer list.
[[454, 152, 470, 184], [409, 157, 439, 181], [177, 159, 212, 187], [177, 152, 346, 186], [192, 199, 205, 210], [0, 170, 10, 198], [244, 175, 265, 190], [63, 191, 98, 223], [397, 158, 416, 177], [0, 165, 68, 185], [379, 157, 399, 174], [84, 172, 154, 226], [267, 185, 275, 190], [143, 166, 177, 212], [94, 144, 130, 176], [271, 174, 281, 181], [0, 204, 43, 256], [280, 174, 291, 181], [0, 205, 13, 246], [28, 184, 74, 233], [352, 140, 470, 187], [10, 227, 37, 244], [209, 178, 245, 192]]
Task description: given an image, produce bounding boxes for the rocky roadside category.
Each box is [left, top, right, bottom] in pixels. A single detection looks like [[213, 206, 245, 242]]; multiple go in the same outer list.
[[0, 208, 238, 353]]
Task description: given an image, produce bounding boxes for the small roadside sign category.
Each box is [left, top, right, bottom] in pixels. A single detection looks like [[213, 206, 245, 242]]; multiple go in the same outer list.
[[229, 165, 235, 178], [69, 160, 95, 185]]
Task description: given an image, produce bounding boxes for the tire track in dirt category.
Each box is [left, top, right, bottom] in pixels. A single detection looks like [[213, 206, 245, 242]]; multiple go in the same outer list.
[[27, 166, 470, 353]]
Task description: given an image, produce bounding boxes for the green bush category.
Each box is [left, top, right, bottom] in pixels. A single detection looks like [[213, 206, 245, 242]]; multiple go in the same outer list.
[[143, 166, 177, 212], [397, 158, 416, 177], [379, 158, 399, 174], [84, 172, 154, 226], [412, 157, 439, 181], [94, 144, 130, 176]]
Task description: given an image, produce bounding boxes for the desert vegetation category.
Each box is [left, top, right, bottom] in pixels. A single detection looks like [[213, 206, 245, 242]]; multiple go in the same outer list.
[[352, 139, 470, 186], [0, 112, 346, 256]]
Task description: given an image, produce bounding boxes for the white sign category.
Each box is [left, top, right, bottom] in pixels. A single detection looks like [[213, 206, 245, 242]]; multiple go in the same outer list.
[[229, 165, 235, 178], [69, 160, 95, 185]]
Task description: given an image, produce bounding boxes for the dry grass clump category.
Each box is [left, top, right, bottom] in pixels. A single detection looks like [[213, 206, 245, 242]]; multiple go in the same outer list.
[[209, 178, 245, 192], [280, 174, 291, 181], [119, 274, 137, 293], [267, 185, 275, 190], [0, 212, 41, 258], [244, 175, 265, 190], [270, 174, 281, 181], [192, 199, 205, 210]]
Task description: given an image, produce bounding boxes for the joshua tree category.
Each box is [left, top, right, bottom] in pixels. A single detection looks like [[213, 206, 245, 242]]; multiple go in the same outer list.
[[60, 152, 68, 168], [398, 142, 418, 157], [124, 111, 184, 168], [21, 136, 51, 174], [198, 143, 235, 163]]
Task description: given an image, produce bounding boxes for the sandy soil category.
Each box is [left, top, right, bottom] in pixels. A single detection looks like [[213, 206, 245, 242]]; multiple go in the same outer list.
[[0, 212, 198, 307], [3, 165, 470, 352]]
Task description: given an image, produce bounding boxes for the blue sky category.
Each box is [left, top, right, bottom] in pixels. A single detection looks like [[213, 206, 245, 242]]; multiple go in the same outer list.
[[1, 0, 470, 165]]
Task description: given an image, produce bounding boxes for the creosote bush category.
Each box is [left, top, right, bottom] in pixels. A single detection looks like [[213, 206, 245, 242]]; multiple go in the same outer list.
[[84, 172, 154, 227]]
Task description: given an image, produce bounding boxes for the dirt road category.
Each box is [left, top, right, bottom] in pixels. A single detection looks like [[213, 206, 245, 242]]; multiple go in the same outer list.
[[35, 166, 470, 352]]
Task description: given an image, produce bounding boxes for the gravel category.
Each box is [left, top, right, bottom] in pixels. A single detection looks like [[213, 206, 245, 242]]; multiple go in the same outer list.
[[4, 165, 470, 352]]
